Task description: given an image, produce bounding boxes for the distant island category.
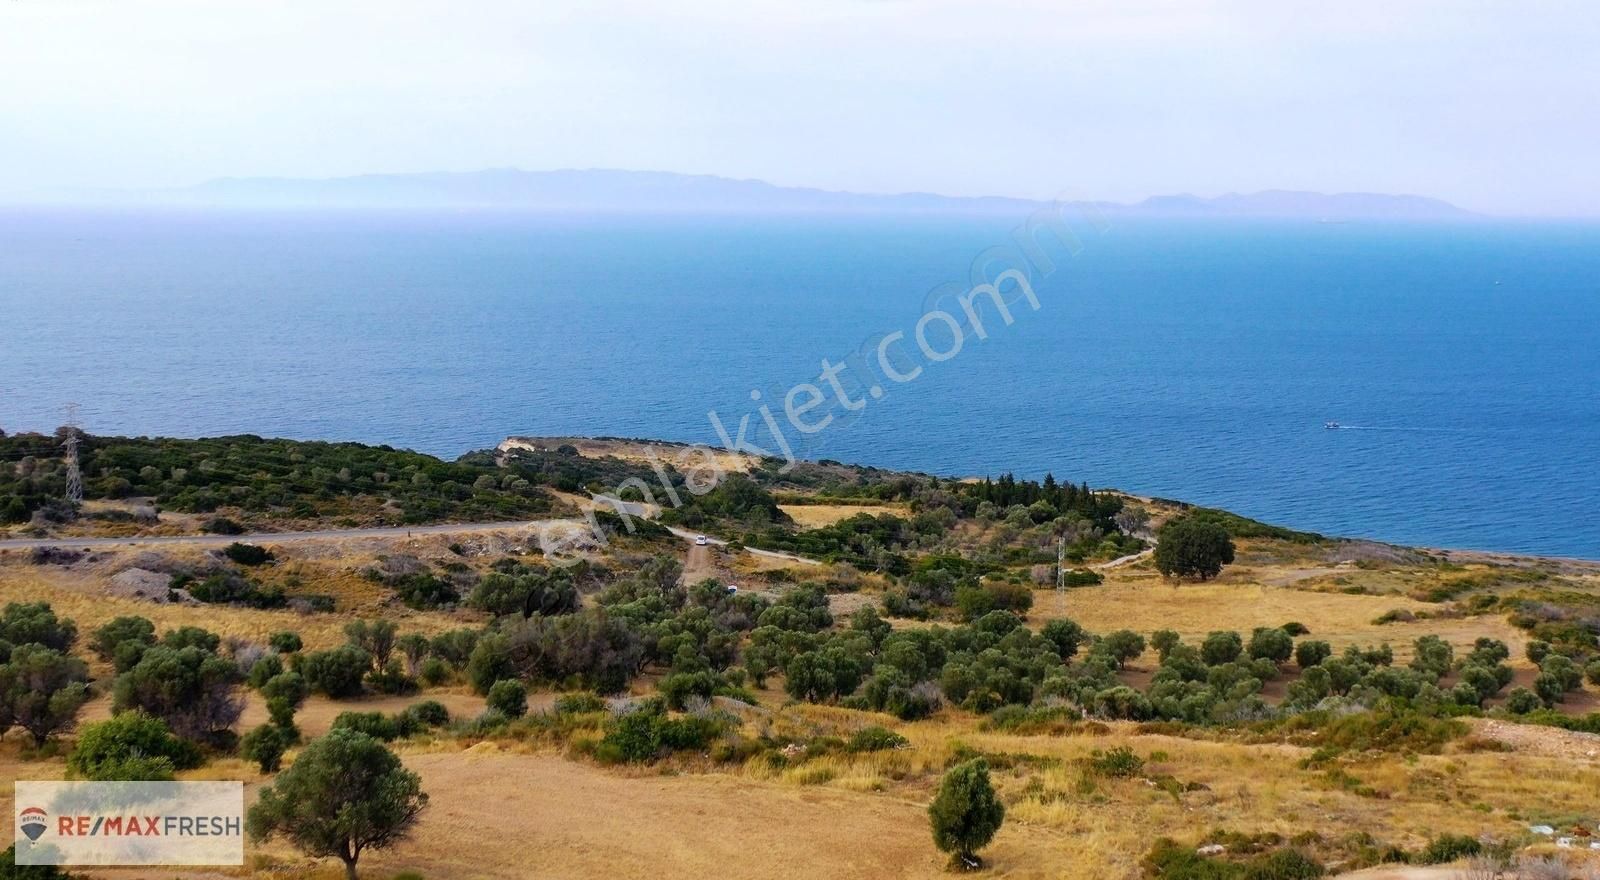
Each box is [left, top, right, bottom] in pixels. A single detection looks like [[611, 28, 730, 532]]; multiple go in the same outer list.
[[32, 168, 1473, 219]]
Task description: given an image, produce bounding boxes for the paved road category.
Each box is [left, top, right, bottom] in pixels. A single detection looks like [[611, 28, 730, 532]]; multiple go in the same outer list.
[[0, 519, 563, 551]]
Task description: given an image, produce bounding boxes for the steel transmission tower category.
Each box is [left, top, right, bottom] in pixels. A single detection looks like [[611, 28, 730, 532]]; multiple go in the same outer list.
[[62, 403, 83, 505]]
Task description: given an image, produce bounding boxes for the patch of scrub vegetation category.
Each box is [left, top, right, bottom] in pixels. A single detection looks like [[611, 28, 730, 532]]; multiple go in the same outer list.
[[1144, 502, 1325, 545], [0, 432, 562, 528]]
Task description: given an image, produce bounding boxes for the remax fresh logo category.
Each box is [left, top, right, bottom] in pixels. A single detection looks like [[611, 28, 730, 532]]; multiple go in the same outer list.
[[18, 806, 47, 842], [13, 781, 244, 867]]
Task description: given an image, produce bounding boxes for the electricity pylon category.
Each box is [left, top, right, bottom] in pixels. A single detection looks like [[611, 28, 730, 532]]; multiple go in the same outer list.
[[62, 403, 83, 505]]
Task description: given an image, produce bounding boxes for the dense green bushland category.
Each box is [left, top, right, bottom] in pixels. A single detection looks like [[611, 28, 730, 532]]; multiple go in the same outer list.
[[0, 433, 562, 526]]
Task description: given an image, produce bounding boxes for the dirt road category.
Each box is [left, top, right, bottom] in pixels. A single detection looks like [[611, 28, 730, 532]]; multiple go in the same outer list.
[[0, 518, 565, 551], [666, 527, 823, 567]]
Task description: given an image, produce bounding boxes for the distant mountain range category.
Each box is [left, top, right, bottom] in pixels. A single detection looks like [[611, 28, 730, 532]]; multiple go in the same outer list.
[[38, 169, 1474, 218]]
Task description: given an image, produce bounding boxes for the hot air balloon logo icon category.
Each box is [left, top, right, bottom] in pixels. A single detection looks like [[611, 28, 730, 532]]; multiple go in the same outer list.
[[18, 807, 48, 842]]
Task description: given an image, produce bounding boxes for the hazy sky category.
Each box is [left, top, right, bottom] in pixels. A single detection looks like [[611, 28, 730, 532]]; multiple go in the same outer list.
[[2, 0, 1597, 215]]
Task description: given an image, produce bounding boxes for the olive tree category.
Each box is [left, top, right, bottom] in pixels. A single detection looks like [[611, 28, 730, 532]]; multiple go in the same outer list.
[[248, 728, 427, 880], [1154, 517, 1235, 581], [112, 644, 244, 743], [0, 644, 90, 745], [928, 758, 1005, 870]]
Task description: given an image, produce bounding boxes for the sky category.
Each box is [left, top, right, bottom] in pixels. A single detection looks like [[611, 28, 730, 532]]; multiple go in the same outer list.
[[2, 0, 1597, 216]]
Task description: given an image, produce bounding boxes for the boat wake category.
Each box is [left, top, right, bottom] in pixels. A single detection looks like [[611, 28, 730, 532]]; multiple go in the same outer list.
[[1324, 424, 1477, 435]]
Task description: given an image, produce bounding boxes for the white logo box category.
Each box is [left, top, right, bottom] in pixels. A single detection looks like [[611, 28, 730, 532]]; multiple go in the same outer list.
[[14, 781, 244, 866]]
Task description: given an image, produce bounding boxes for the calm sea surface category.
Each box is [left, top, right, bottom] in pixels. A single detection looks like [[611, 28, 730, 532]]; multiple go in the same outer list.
[[2, 209, 1597, 557]]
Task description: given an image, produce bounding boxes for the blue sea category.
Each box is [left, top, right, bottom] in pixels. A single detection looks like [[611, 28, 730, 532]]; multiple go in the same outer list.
[[2, 208, 1597, 558]]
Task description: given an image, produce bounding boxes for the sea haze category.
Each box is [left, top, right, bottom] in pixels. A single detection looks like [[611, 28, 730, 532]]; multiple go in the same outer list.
[[1, 208, 1596, 558]]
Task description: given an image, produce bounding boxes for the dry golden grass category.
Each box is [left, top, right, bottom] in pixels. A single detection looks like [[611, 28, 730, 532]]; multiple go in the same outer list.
[[0, 564, 468, 654], [725, 706, 1600, 879], [1042, 566, 1526, 659], [780, 503, 908, 529], [6, 520, 1599, 879], [499, 435, 758, 474]]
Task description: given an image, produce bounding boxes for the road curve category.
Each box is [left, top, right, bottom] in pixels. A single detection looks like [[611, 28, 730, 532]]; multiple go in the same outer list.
[[665, 527, 824, 567]]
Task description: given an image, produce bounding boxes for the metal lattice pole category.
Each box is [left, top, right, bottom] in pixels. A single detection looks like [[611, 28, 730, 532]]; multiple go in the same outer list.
[[62, 402, 83, 505]]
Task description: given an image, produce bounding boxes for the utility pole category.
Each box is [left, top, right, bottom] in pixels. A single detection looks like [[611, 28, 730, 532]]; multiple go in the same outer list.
[[62, 402, 83, 505], [1056, 537, 1068, 616]]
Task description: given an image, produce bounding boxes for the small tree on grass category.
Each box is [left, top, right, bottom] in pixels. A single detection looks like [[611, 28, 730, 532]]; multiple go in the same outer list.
[[261, 671, 310, 741], [0, 646, 90, 748], [90, 616, 157, 672], [0, 645, 90, 745], [68, 711, 199, 781], [1154, 516, 1235, 582], [928, 758, 1005, 871], [1248, 627, 1294, 667], [248, 728, 427, 880], [299, 645, 372, 699], [112, 644, 244, 744], [486, 679, 528, 718], [269, 631, 304, 654], [223, 542, 274, 566], [240, 724, 289, 773], [1099, 630, 1146, 670]]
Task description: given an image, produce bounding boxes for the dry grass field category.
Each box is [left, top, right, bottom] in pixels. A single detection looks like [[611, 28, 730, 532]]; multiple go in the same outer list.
[[780, 503, 909, 529], [1052, 565, 1530, 663], [6, 518, 1600, 880], [498, 436, 759, 475]]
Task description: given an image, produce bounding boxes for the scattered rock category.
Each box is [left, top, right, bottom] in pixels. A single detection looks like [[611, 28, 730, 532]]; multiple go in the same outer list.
[[1196, 844, 1226, 856], [108, 567, 194, 604], [29, 546, 84, 566]]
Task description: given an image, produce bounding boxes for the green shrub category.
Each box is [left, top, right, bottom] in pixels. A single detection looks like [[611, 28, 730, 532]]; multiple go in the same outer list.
[[1248, 628, 1294, 665], [331, 711, 400, 741], [596, 702, 723, 763], [1417, 834, 1480, 865], [202, 516, 245, 535], [1241, 849, 1324, 880], [1294, 641, 1331, 669], [1271, 706, 1465, 755], [1062, 569, 1104, 588], [486, 679, 528, 719], [299, 645, 371, 698], [1142, 838, 1240, 880], [246, 653, 285, 689], [89, 616, 156, 670], [928, 758, 1005, 868], [1505, 687, 1543, 714], [1086, 746, 1144, 778], [419, 657, 451, 686], [239, 723, 289, 773], [1202, 631, 1244, 666], [1142, 840, 1325, 880], [223, 543, 274, 566], [400, 700, 450, 729], [268, 631, 303, 654], [365, 661, 419, 696], [847, 725, 909, 753], [68, 712, 200, 781], [554, 693, 607, 714]]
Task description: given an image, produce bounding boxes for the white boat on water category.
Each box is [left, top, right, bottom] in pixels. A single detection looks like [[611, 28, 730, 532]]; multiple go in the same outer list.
[[1325, 421, 1341, 429]]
